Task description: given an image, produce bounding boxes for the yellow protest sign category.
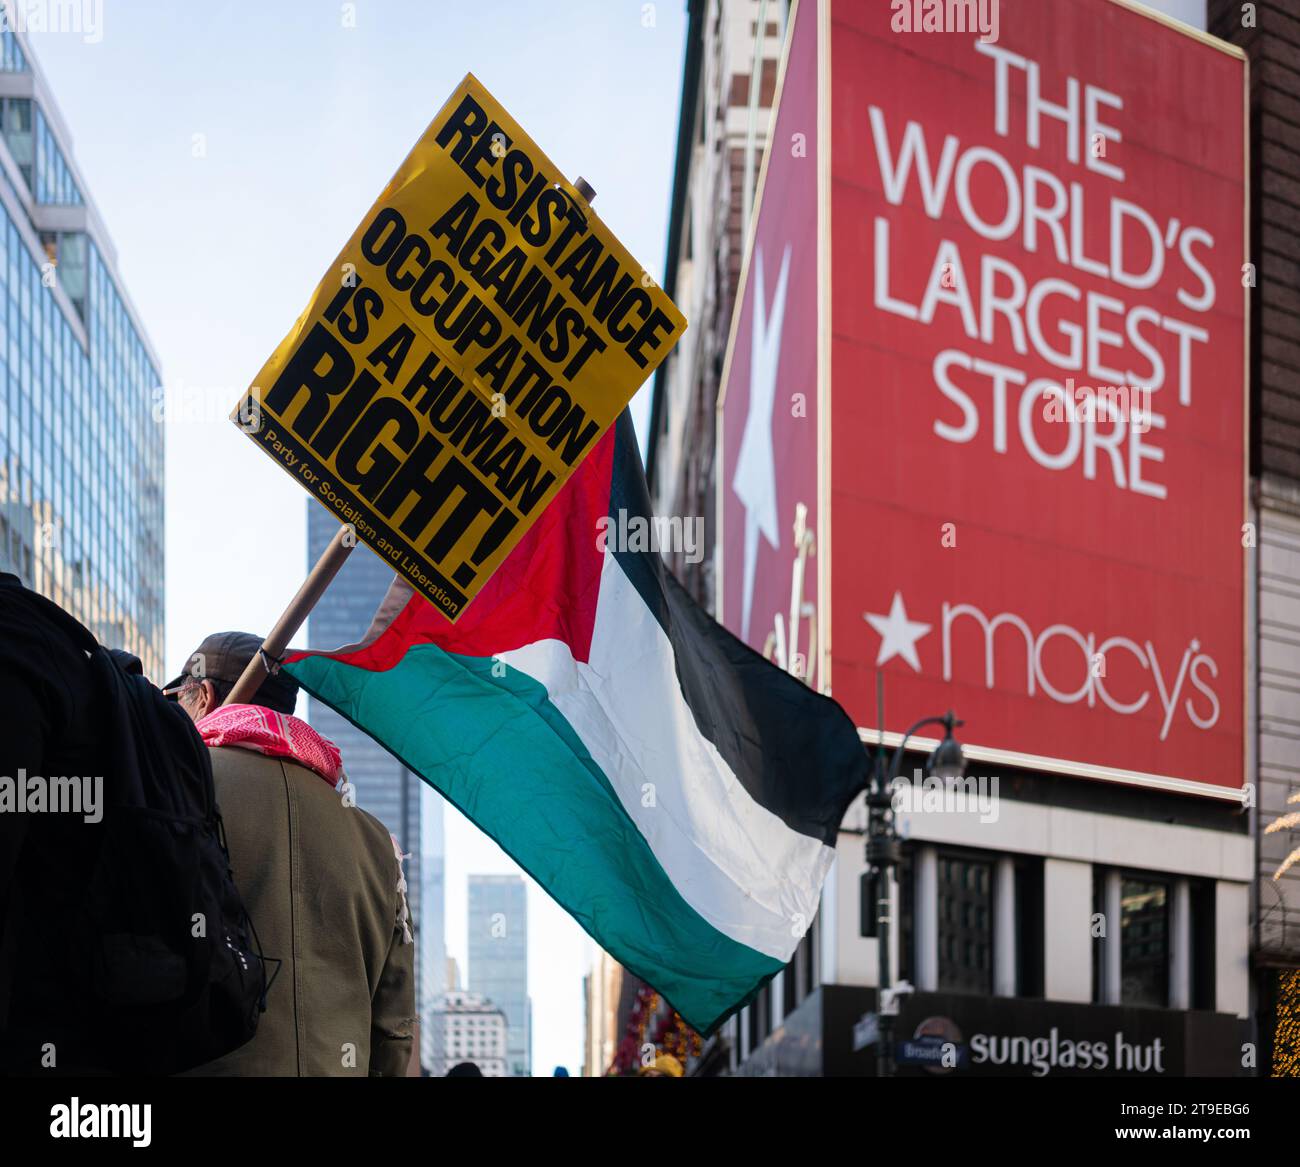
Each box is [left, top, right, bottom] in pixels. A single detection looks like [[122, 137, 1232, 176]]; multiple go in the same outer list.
[[232, 73, 686, 621]]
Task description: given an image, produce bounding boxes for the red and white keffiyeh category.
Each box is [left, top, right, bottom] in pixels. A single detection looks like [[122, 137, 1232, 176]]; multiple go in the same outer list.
[[197, 703, 345, 788]]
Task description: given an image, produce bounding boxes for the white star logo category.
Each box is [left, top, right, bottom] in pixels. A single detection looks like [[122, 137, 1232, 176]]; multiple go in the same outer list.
[[864, 591, 931, 672], [732, 244, 792, 640]]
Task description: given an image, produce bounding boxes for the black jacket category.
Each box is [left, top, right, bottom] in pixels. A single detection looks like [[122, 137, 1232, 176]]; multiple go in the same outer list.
[[0, 572, 110, 1071]]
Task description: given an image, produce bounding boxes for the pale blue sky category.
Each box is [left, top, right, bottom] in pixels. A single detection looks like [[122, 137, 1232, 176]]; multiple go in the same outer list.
[[29, 0, 687, 1076]]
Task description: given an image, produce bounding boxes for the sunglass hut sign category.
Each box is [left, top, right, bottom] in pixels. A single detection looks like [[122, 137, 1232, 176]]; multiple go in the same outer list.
[[900, 1022, 1167, 1077]]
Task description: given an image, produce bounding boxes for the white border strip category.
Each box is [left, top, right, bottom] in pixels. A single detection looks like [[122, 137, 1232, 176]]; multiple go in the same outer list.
[[856, 727, 1248, 804]]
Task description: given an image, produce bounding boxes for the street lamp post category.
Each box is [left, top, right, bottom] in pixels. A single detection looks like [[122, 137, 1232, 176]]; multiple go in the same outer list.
[[866, 710, 964, 1078]]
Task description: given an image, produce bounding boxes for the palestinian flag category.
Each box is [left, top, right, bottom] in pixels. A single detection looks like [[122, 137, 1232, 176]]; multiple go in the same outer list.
[[284, 414, 868, 1034]]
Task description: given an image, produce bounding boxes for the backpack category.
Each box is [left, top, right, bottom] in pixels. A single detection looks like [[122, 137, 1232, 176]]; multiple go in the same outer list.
[[3, 593, 268, 1074]]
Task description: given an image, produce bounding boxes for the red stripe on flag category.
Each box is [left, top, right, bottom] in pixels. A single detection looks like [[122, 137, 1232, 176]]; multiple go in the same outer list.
[[304, 425, 614, 671]]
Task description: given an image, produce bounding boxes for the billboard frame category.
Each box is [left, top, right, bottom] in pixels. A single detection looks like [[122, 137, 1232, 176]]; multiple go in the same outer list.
[[718, 0, 1249, 801]]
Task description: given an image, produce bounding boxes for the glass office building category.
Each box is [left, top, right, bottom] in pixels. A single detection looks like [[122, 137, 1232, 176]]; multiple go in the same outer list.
[[468, 874, 531, 1077], [0, 28, 163, 675]]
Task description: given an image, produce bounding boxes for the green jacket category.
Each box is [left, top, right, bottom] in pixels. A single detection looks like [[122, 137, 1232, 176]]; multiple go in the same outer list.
[[188, 745, 416, 1076]]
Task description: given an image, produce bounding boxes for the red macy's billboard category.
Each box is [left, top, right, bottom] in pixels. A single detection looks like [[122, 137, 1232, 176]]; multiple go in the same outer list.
[[718, 0, 1247, 797]]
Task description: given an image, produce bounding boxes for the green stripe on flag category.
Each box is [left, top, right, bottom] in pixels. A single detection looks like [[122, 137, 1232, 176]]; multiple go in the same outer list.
[[286, 644, 782, 1035]]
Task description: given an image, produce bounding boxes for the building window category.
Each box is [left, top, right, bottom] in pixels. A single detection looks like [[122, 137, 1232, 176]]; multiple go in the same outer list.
[[900, 844, 1042, 997], [937, 854, 993, 995], [1095, 868, 1189, 1009], [36, 107, 83, 205], [37, 232, 87, 320], [1120, 877, 1169, 1008], [0, 30, 25, 73], [2, 98, 32, 190]]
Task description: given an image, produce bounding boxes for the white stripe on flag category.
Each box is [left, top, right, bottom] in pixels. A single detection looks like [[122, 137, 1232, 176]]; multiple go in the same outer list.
[[501, 551, 833, 961]]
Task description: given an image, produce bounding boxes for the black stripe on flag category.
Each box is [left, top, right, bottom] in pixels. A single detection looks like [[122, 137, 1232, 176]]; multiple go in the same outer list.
[[607, 413, 869, 846]]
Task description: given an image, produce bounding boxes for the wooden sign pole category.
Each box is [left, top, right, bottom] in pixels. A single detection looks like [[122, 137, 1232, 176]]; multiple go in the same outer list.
[[223, 522, 355, 705]]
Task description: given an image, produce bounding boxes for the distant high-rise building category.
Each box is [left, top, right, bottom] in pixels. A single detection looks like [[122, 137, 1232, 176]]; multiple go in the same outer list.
[[306, 506, 423, 997], [430, 990, 508, 1078], [0, 27, 163, 674], [468, 874, 530, 1077], [418, 786, 446, 1072], [582, 949, 628, 1077]]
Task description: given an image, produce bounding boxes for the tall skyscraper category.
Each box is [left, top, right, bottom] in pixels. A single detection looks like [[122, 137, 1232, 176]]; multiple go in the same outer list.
[[306, 505, 425, 998], [468, 874, 530, 1077], [0, 27, 163, 675]]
